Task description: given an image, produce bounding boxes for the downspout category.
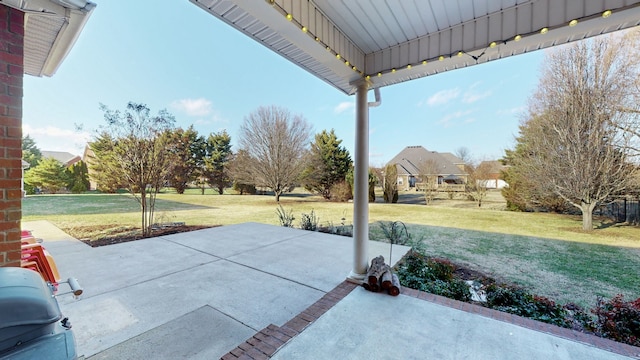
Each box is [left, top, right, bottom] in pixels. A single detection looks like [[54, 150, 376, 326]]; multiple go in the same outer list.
[[368, 87, 381, 108]]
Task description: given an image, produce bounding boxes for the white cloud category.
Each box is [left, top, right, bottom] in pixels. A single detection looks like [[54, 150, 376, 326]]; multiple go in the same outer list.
[[426, 88, 460, 106], [171, 98, 212, 116], [334, 101, 354, 114], [462, 90, 492, 104], [22, 124, 91, 155], [438, 109, 474, 127]]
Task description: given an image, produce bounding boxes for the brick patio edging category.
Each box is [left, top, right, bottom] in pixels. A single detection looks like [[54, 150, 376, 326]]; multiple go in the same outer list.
[[220, 281, 359, 360], [221, 282, 640, 360]]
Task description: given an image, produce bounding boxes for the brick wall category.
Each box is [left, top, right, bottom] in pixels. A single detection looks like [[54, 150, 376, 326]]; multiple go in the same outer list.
[[0, 4, 23, 267]]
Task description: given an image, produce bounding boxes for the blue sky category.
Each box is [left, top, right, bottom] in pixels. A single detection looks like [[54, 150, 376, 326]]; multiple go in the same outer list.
[[23, 0, 544, 166]]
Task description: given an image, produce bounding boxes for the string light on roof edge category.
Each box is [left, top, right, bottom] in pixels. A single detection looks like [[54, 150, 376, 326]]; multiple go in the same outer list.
[[268, 0, 637, 82]]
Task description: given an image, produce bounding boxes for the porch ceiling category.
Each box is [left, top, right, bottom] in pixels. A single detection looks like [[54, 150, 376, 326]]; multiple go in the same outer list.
[[190, 0, 640, 95]]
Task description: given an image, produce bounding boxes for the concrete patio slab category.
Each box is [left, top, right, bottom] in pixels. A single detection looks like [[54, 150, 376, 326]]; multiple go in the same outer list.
[[88, 305, 255, 360], [224, 229, 407, 292], [22, 221, 410, 358], [164, 224, 307, 259], [271, 288, 633, 360], [44, 237, 220, 303]]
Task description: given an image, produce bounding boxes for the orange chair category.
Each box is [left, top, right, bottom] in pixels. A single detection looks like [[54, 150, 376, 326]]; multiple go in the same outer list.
[[20, 244, 61, 287]]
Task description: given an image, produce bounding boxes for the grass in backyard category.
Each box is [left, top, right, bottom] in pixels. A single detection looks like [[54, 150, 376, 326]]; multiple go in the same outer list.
[[21, 188, 639, 308]]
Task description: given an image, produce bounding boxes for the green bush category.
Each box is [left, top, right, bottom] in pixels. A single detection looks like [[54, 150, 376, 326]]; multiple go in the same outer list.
[[485, 284, 569, 327], [396, 253, 470, 302], [395, 249, 640, 347], [591, 294, 640, 346]]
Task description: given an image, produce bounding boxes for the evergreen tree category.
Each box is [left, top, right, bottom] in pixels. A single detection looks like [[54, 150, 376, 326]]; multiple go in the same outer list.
[[383, 163, 398, 203], [22, 135, 42, 168], [203, 131, 232, 194], [164, 126, 202, 194], [24, 157, 69, 194], [66, 160, 90, 193], [302, 129, 352, 199], [88, 133, 123, 193]]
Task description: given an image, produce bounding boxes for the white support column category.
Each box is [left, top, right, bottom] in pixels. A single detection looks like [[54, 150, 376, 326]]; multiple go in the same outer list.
[[348, 81, 370, 282]]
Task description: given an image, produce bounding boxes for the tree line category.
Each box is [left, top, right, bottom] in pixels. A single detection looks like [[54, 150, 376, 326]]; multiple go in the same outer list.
[[501, 30, 640, 231]]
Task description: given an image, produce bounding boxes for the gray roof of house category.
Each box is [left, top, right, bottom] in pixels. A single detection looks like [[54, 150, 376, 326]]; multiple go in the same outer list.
[[387, 146, 467, 176], [439, 152, 465, 165], [41, 151, 80, 166]]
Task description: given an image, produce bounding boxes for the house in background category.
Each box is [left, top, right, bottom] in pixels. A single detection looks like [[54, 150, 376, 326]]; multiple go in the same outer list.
[[478, 160, 509, 189], [41, 150, 81, 167], [386, 146, 468, 191]]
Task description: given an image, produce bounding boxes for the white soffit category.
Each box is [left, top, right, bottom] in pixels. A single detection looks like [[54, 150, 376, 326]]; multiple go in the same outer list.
[[0, 0, 96, 77], [190, 0, 640, 95]]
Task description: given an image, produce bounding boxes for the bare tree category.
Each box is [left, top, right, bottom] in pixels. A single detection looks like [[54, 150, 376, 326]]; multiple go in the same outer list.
[[237, 106, 312, 202], [454, 147, 473, 165], [418, 159, 439, 205], [465, 162, 493, 207], [611, 29, 640, 160], [515, 33, 640, 230], [99, 102, 175, 236]]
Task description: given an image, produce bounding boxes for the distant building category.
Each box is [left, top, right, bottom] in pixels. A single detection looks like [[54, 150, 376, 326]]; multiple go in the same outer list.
[[386, 146, 468, 191], [41, 151, 81, 168], [478, 160, 508, 189]]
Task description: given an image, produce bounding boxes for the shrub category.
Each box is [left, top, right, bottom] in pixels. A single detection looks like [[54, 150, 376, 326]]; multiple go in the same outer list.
[[396, 253, 470, 302], [300, 209, 319, 231], [383, 163, 398, 203], [276, 205, 295, 227], [485, 284, 569, 327], [329, 180, 352, 202], [591, 294, 640, 346], [233, 182, 257, 195]]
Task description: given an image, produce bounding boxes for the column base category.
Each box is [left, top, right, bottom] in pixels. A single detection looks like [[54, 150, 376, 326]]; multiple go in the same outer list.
[[346, 271, 366, 284]]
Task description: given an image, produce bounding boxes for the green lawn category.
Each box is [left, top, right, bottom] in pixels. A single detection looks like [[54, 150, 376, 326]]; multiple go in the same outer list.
[[22, 188, 640, 307]]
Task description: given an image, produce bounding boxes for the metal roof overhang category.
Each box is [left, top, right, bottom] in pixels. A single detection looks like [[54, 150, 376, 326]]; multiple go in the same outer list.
[[190, 0, 640, 95], [0, 0, 96, 77]]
